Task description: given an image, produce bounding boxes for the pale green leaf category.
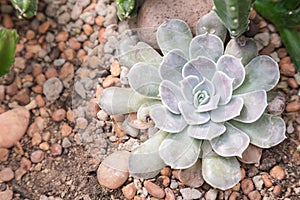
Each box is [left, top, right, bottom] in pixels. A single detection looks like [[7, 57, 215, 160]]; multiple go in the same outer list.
[[129, 130, 168, 178], [159, 128, 201, 169], [229, 114, 286, 148], [188, 121, 226, 140], [157, 19, 193, 57], [128, 63, 162, 98], [212, 71, 234, 105]]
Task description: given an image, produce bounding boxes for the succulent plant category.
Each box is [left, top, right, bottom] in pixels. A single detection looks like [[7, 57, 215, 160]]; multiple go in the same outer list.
[[98, 12, 286, 190]]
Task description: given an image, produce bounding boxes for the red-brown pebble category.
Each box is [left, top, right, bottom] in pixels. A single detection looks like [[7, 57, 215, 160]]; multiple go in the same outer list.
[[0, 148, 9, 162], [286, 101, 300, 112], [95, 16, 105, 26], [229, 191, 240, 200], [69, 37, 81, 50], [144, 181, 165, 198], [26, 30, 35, 40], [52, 109, 66, 122], [15, 157, 31, 181], [38, 21, 51, 34], [248, 190, 261, 200], [83, 24, 94, 35], [0, 168, 14, 182], [0, 187, 13, 200], [56, 31, 69, 42], [261, 173, 273, 188], [273, 184, 282, 196], [61, 123, 72, 137], [287, 78, 298, 89], [31, 132, 42, 146], [165, 188, 175, 200], [270, 166, 285, 180], [98, 28, 106, 43], [30, 150, 45, 163], [3, 14, 14, 28], [5, 83, 18, 96], [35, 95, 45, 107], [241, 178, 254, 195], [157, 176, 170, 187], [50, 143, 62, 156], [45, 68, 58, 79], [122, 183, 136, 200]]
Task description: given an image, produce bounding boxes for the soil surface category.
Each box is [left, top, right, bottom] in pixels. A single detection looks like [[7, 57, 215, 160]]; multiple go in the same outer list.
[[0, 0, 299, 200]]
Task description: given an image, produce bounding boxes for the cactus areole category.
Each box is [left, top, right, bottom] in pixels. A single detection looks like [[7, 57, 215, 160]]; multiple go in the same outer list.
[[98, 11, 286, 190]]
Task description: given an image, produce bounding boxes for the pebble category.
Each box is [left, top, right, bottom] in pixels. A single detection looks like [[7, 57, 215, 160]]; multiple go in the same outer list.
[[261, 173, 273, 188], [58, 12, 71, 25], [56, 32, 69, 42], [3, 14, 14, 28], [252, 175, 264, 190], [97, 151, 130, 189], [0, 148, 9, 162], [0, 85, 4, 101], [160, 167, 172, 177], [180, 188, 202, 200], [255, 32, 270, 47], [12, 88, 30, 105], [39, 142, 50, 151], [32, 132, 42, 146], [157, 175, 170, 187], [45, 68, 58, 79], [50, 144, 63, 156], [285, 100, 300, 112], [38, 21, 51, 34], [59, 62, 74, 88], [270, 33, 281, 48], [270, 165, 285, 180], [15, 157, 31, 181], [30, 150, 45, 163], [228, 191, 240, 200], [248, 190, 261, 200], [241, 178, 254, 195], [43, 77, 63, 102], [52, 109, 66, 122], [0, 168, 14, 182], [0, 187, 13, 200], [61, 123, 72, 137], [0, 107, 30, 148], [144, 181, 165, 199], [76, 117, 88, 129], [110, 60, 121, 77], [205, 189, 218, 200], [83, 24, 94, 35], [80, 12, 95, 25], [62, 137, 72, 148], [74, 81, 86, 99], [178, 160, 204, 188], [273, 184, 282, 196], [165, 188, 175, 200], [122, 183, 137, 199]]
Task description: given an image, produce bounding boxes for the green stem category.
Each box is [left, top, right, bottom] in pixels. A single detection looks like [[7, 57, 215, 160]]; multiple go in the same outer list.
[[254, 0, 300, 72]]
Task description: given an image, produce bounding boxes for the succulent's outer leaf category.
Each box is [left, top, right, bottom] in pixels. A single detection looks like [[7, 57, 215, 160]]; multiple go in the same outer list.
[[234, 90, 267, 123], [150, 105, 187, 133], [212, 71, 234, 105], [238, 144, 262, 164], [0, 29, 18, 76], [157, 19, 192, 57], [202, 141, 242, 190], [159, 49, 188, 84], [210, 122, 250, 157], [216, 55, 245, 90], [137, 102, 161, 122], [180, 75, 199, 103], [211, 97, 243, 123], [183, 56, 217, 80], [129, 130, 168, 178], [178, 101, 210, 125], [178, 159, 204, 188], [196, 10, 227, 42], [159, 128, 201, 169], [225, 37, 258, 65], [159, 80, 185, 114], [118, 41, 162, 68], [229, 114, 286, 148], [188, 121, 226, 140], [11, 0, 38, 18], [234, 56, 280, 95], [189, 34, 224, 62], [98, 87, 152, 115], [213, 0, 252, 37], [128, 63, 161, 98], [196, 95, 220, 112]]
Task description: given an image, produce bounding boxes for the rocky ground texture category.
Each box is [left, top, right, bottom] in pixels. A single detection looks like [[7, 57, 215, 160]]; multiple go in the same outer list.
[[0, 0, 299, 200]]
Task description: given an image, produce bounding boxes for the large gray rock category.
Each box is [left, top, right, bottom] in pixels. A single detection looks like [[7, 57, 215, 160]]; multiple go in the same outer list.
[[136, 0, 213, 48]]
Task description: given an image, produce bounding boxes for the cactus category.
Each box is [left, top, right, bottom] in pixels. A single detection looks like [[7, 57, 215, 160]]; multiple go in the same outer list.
[[254, 0, 300, 71], [11, 0, 38, 18], [0, 29, 19, 77], [213, 0, 252, 38], [116, 0, 137, 20]]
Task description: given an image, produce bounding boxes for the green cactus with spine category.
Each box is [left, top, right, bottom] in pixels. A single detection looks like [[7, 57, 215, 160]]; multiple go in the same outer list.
[[10, 0, 38, 18]]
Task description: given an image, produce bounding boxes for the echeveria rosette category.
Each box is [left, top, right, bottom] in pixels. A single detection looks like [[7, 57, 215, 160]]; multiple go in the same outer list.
[[98, 14, 286, 190]]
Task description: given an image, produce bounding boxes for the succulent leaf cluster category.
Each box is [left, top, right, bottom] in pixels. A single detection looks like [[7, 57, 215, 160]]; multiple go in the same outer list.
[[98, 11, 286, 190]]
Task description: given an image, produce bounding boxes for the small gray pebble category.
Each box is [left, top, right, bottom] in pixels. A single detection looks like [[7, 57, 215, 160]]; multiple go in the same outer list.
[[180, 188, 202, 200], [43, 77, 63, 102]]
